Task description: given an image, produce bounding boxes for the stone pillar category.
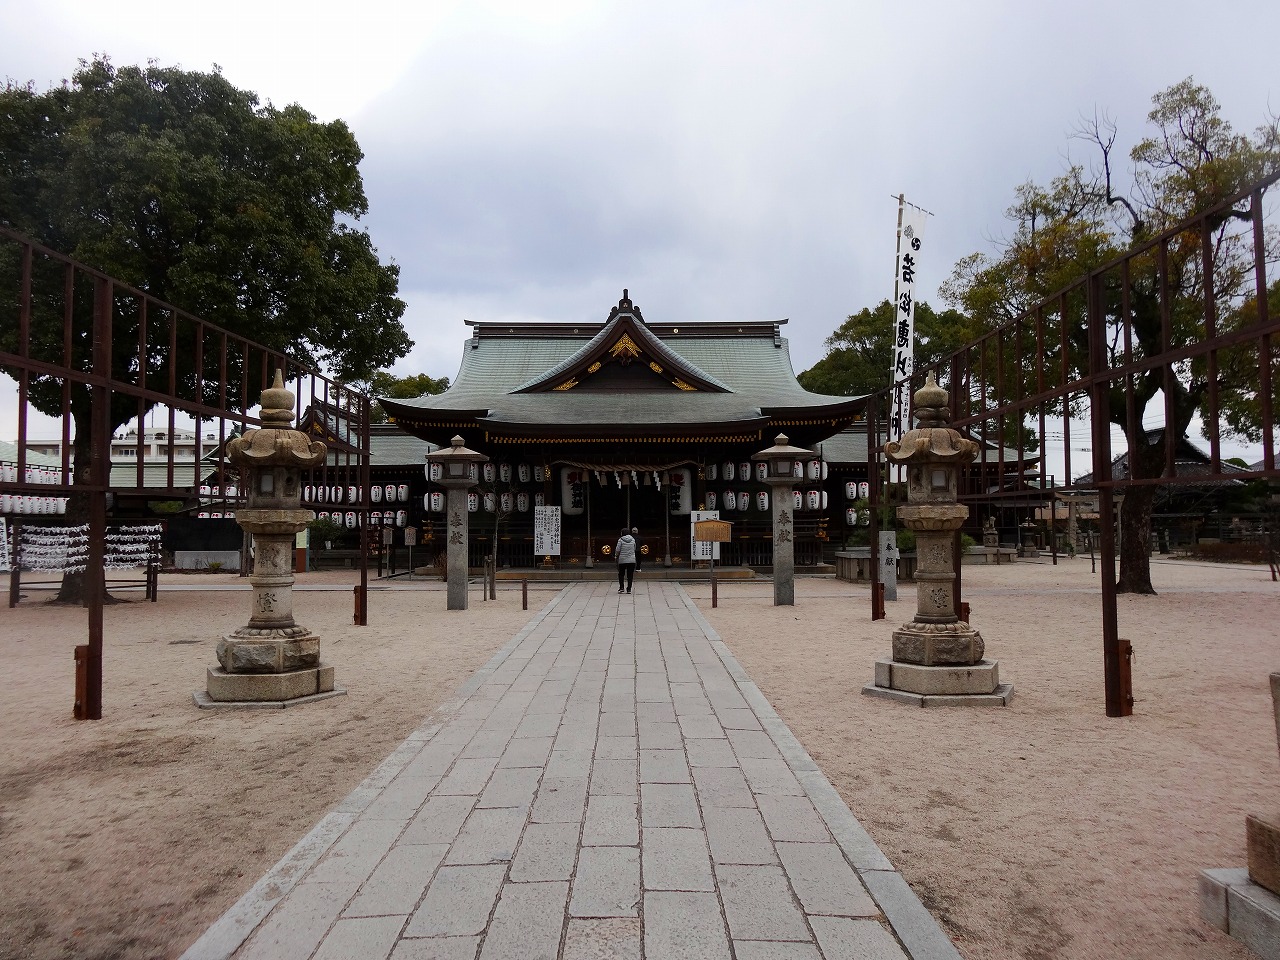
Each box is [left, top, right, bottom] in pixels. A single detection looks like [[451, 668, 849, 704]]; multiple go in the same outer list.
[[427, 436, 487, 611], [863, 372, 1013, 706], [201, 371, 339, 706], [770, 482, 796, 606], [754, 433, 814, 608]]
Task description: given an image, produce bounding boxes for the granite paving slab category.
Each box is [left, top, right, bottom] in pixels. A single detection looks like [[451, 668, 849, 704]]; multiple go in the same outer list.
[[180, 582, 960, 960]]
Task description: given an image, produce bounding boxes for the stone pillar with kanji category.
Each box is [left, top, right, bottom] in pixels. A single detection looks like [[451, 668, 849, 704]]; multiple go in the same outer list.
[[754, 433, 813, 607], [863, 372, 1013, 706], [426, 436, 488, 610], [201, 370, 340, 705]]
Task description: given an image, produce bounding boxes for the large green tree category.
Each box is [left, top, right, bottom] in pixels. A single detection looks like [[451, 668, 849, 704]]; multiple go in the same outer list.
[[0, 57, 412, 599], [941, 78, 1279, 593], [367, 370, 451, 423], [798, 299, 977, 397]]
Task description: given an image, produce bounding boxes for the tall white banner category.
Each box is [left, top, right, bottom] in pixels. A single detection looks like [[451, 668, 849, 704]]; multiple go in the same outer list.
[[890, 200, 929, 444]]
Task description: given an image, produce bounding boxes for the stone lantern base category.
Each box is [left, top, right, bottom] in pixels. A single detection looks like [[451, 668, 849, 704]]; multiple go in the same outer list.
[[863, 658, 1013, 707], [197, 625, 343, 707]]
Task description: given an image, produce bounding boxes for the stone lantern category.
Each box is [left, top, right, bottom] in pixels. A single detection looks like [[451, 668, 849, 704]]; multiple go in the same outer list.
[[425, 436, 488, 610], [753, 432, 814, 606], [200, 370, 339, 706], [863, 372, 1013, 706]]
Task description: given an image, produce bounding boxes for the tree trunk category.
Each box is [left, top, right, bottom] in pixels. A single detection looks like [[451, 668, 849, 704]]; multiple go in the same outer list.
[[1116, 484, 1157, 594]]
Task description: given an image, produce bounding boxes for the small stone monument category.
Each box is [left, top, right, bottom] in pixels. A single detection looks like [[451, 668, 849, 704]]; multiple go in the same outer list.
[[863, 372, 1013, 707], [197, 370, 342, 707], [982, 516, 998, 548]]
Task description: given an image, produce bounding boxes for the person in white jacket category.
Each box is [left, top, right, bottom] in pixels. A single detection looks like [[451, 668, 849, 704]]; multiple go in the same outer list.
[[615, 528, 637, 594]]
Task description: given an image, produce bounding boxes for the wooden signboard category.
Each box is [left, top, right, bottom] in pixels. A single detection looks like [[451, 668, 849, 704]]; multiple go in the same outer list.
[[694, 519, 732, 543]]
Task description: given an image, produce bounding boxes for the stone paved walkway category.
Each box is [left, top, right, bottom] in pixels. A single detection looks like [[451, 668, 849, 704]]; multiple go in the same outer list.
[[182, 582, 959, 960]]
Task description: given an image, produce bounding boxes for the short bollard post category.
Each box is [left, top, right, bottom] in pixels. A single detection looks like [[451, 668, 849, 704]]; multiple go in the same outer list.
[[872, 581, 885, 621], [353, 584, 365, 625], [522, 578, 528, 610], [711, 575, 718, 609]]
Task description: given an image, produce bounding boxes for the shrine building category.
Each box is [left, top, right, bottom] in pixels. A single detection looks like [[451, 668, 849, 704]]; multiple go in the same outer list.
[[379, 291, 870, 571]]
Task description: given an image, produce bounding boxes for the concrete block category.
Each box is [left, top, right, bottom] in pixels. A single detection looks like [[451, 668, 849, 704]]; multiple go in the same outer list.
[[205, 664, 335, 703], [570, 846, 641, 918], [343, 843, 447, 917], [643, 892, 731, 960], [685, 739, 737, 768], [1198, 867, 1247, 931], [640, 749, 692, 784], [776, 842, 878, 917], [400, 795, 476, 845], [530, 775, 589, 824], [643, 827, 715, 892], [1228, 878, 1280, 959], [563, 919, 640, 960], [312, 916, 403, 960], [589, 759, 639, 798], [404, 864, 506, 937], [691, 767, 755, 809], [874, 659, 1000, 696], [446, 805, 528, 864], [757, 795, 829, 843], [641, 783, 701, 828], [480, 880, 569, 960], [703, 807, 777, 865], [716, 864, 810, 941], [583, 795, 640, 847], [809, 917, 908, 960], [860, 682, 1014, 708], [512, 821, 581, 882]]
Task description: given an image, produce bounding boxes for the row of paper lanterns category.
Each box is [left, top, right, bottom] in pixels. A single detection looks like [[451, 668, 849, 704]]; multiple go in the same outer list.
[[313, 510, 408, 528], [706, 490, 829, 512], [846, 508, 872, 526], [0, 495, 69, 515], [422, 463, 549, 484], [707, 460, 828, 482], [0, 465, 65, 485], [302, 484, 411, 505], [196, 512, 237, 519]]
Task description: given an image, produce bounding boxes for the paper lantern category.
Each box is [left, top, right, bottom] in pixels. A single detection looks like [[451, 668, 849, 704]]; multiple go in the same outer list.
[[723, 462, 736, 481], [395, 510, 407, 527], [757, 491, 769, 511], [330, 486, 342, 504], [534, 493, 545, 507], [500, 492, 513, 513], [859, 481, 870, 500], [369, 511, 381, 525], [793, 490, 803, 510], [483, 492, 495, 512], [807, 490, 821, 510], [792, 461, 803, 478], [427, 462, 442, 481], [226, 484, 238, 498], [518, 463, 530, 483], [724, 491, 737, 511], [706, 492, 717, 510], [371, 485, 382, 503], [845, 481, 857, 500], [706, 463, 718, 480], [739, 462, 751, 481], [348, 485, 358, 504], [467, 492, 479, 512], [499, 463, 511, 483], [210, 512, 223, 519], [199, 484, 211, 496], [384, 484, 396, 503], [483, 463, 495, 483], [756, 462, 768, 482], [397, 484, 409, 502], [822, 462, 829, 480], [860, 509, 870, 526], [847, 508, 857, 526], [430, 491, 445, 512], [345, 511, 357, 528], [198, 511, 209, 518], [534, 465, 545, 482], [517, 492, 529, 512], [822, 491, 828, 509], [807, 460, 820, 481], [0, 494, 10, 512], [382, 510, 395, 525]]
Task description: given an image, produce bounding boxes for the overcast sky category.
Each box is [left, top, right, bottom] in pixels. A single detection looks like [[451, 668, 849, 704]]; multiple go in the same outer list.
[[3, 0, 1278, 471]]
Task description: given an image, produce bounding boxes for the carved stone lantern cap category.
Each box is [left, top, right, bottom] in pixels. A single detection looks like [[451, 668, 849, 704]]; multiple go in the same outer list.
[[425, 435, 489, 465], [884, 372, 980, 466], [226, 369, 326, 470], [752, 433, 814, 461]]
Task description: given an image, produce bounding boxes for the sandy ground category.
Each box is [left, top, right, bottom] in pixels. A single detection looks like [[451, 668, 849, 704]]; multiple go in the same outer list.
[[0, 572, 547, 960], [693, 557, 1280, 960], [0, 559, 1276, 960]]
